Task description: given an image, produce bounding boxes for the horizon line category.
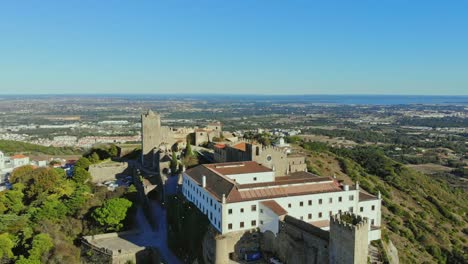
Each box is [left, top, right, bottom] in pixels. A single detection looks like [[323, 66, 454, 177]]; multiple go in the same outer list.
[[0, 93, 467, 97]]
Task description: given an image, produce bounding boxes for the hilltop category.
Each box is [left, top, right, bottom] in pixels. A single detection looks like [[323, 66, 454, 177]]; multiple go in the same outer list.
[[300, 141, 467, 263]]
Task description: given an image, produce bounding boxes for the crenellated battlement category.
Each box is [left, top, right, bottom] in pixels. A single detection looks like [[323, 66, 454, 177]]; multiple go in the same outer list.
[[330, 212, 369, 232]]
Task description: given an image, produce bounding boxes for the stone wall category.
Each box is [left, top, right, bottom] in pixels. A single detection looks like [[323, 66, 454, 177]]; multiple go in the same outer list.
[[329, 213, 369, 264], [261, 216, 329, 264], [88, 162, 131, 183]]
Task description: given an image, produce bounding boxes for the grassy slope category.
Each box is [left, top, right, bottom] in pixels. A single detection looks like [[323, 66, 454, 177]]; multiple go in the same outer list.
[[303, 147, 467, 263], [0, 140, 83, 156]]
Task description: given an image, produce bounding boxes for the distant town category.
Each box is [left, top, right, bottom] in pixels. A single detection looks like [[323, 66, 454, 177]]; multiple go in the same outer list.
[[0, 95, 466, 264]]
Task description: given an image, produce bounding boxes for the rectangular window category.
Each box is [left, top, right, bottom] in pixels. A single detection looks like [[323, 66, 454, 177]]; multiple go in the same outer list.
[[329, 211, 332, 216], [329, 198, 333, 203], [308, 213, 312, 219], [251, 205, 257, 212], [240, 208, 244, 213], [318, 212, 323, 218], [319, 199, 323, 204], [228, 209, 232, 214], [253, 177, 257, 181], [260, 209, 263, 213], [300, 201, 304, 207], [371, 205, 375, 211], [371, 219, 375, 226], [228, 223, 233, 230], [349, 195, 354, 201], [260, 220, 264, 225], [251, 220, 256, 226], [288, 203, 292, 208], [349, 207, 353, 213], [360, 207, 364, 212], [308, 200, 312, 206], [240, 222, 244, 228], [339, 197, 342, 202]]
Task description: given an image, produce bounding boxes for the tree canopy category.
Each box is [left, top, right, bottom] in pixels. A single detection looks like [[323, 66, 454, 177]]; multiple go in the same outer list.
[[92, 198, 132, 231]]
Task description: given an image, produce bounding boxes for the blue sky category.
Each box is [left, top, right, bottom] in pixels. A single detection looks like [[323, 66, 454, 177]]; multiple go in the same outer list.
[[0, 1, 467, 95]]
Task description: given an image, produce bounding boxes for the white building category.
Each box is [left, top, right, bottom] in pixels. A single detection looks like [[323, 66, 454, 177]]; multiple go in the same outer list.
[[182, 161, 381, 243], [10, 154, 30, 168]]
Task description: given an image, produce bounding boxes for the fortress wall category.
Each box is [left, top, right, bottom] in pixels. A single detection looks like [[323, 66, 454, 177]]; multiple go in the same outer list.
[[89, 162, 130, 183]]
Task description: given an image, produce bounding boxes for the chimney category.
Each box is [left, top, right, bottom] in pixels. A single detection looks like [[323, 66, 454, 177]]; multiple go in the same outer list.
[[378, 191, 382, 199], [356, 181, 360, 190], [343, 184, 349, 191], [222, 194, 226, 204], [202, 176, 206, 188]]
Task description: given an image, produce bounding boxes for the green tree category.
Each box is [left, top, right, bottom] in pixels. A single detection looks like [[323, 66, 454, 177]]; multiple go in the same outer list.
[[89, 152, 100, 163], [9, 165, 35, 185], [0, 184, 25, 214], [26, 233, 54, 262], [28, 168, 60, 198], [75, 157, 91, 169], [185, 141, 193, 157], [92, 198, 132, 231], [65, 185, 91, 216], [72, 167, 91, 184], [170, 153, 178, 174], [108, 144, 119, 158], [31, 197, 69, 222], [0, 233, 14, 261]]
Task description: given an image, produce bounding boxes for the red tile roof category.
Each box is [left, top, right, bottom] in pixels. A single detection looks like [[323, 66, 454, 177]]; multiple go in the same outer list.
[[261, 200, 287, 216], [232, 142, 247, 151], [205, 161, 272, 175], [11, 154, 28, 159]]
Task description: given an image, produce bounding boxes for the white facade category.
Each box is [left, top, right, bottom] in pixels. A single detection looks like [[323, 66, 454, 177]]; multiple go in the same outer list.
[[182, 162, 382, 243], [183, 176, 223, 232], [12, 156, 30, 168]]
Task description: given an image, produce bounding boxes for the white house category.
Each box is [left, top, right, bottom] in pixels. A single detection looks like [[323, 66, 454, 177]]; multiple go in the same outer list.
[[182, 161, 381, 243], [10, 154, 30, 168]]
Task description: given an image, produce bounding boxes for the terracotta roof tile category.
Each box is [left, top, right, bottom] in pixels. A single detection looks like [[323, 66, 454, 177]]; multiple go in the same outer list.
[[11, 154, 28, 159], [232, 142, 247, 151], [204, 161, 272, 175], [261, 200, 288, 215]]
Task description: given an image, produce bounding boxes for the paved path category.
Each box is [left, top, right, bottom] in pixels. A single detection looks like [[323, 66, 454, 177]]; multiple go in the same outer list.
[[133, 202, 182, 264]]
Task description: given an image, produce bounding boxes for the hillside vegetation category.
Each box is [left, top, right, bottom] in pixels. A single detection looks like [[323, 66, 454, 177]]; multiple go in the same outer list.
[[0, 140, 82, 156], [301, 141, 467, 264]]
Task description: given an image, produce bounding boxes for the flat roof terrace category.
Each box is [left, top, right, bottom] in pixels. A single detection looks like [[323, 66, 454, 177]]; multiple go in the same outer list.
[[204, 161, 272, 175]]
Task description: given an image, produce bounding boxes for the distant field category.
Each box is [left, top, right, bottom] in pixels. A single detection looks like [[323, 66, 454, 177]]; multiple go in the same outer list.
[[406, 163, 453, 175], [300, 134, 358, 147]]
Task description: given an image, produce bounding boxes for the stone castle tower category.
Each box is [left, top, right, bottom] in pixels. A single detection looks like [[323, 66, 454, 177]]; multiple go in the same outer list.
[[329, 213, 369, 264], [141, 110, 162, 167]]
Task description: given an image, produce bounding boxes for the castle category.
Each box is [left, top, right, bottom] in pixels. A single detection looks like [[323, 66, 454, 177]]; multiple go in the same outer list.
[[213, 139, 307, 176], [141, 110, 221, 174], [182, 161, 381, 263]]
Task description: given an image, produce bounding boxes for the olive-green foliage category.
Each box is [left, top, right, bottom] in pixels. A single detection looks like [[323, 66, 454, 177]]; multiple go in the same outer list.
[[299, 140, 467, 263], [92, 198, 133, 231], [0, 140, 82, 155], [72, 167, 91, 184], [0, 184, 25, 214], [86, 144, 119, 161], [0, 162, 135, 263], [75, 157, 91, 169], [0, 233, 14, 260]]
